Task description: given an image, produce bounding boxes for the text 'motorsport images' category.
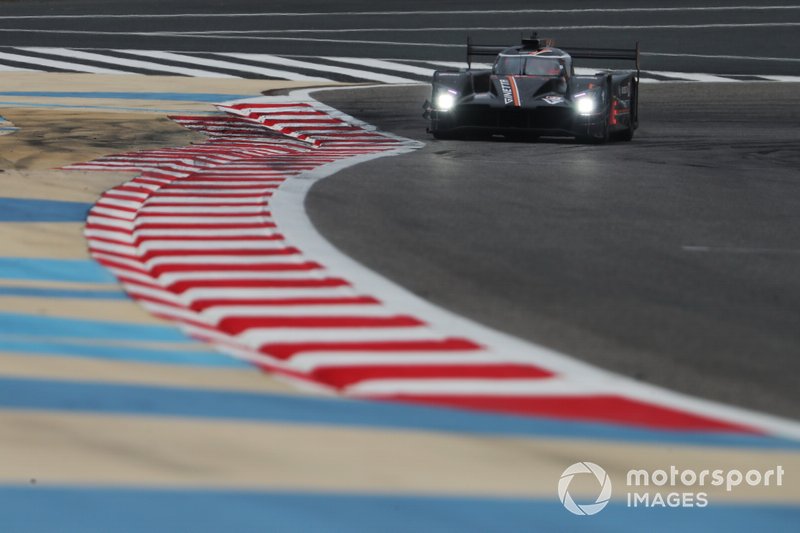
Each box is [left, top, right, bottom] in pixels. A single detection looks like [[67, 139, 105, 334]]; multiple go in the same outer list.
[[0, 2, 799, 532]]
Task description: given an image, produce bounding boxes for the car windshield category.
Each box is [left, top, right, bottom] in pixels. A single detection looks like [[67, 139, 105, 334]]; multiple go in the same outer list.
[[494, 56, 523, 75], [494, 55, 563, 76]]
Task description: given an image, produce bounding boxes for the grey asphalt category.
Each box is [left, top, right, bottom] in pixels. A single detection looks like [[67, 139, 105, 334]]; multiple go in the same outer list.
[[2, 0, 799, 416], [310, 83, 800, 419], [1, 0, 799, 75]]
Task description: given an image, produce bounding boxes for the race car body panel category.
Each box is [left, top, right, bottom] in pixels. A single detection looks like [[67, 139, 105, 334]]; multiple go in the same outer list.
[[424, 37, 639, 142]]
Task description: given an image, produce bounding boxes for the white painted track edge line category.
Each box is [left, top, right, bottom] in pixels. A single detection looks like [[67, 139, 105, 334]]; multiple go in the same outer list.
[[2, 6, 800, 19], [261, 85, 800, 440]]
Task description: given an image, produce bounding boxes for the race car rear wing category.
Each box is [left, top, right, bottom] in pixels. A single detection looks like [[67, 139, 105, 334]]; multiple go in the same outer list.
[[562, 44, 640, 79], [466, 36, 640, 80], [465, 37, 509, 68]]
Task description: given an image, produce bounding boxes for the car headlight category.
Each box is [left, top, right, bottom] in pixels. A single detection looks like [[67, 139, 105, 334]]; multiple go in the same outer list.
[[575, 96, 596, 115], [436, 92, 456, 112]]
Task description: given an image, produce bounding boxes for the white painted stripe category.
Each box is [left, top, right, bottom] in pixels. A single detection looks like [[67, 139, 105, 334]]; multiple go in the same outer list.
[[161, 36, 461, 48], [322, 56, 435, 77], [252, 118, 350, 125], [202, 23, 800, 33], [2, 6, 799, 19], [143, 255, 306, 267], [156, 271, 322, 285], [345, 378, 603, 396], [257, 122, 353, 129], [123, 284, 182, 304], [144, 196, 265, 204], [132, 176, 171, 183], [105, 267, 158, 285], [645, 70, 741, 83], [238, 326, 446, 345], [137, 207, 269, 215], [101, 156, 201, 165], [180, 287, 356, 301], [118, 183, 175, 191], [104, 190, 149, 199], [135, 240, 289, 251], [0, 50, 131, 74], [220, 104, 318, 114], [158, 188, 276, 194], [644, 51, 800, 64], [238, 114, 329, 121], [115, 49, 330, 82], [87, 216, 133, 230], [67, 164, 190, 176], [133, 228, 278, 238], [429, 60, 493, 70], [759, 75, 800, 82], [88, 161, 201, 172], [97, 197, 143, 209], [88, 241, 139, 256], [218, 52, 417, 84], [90, 253, 147, 271], [179, 170, 290, 175], [200, 304, 395, 322], [175, 180, 283, 186], [89, 207, 136, 220], [186, 164, 293, 168], [18, 47, 240, 78], [134, 215, 269, 224], [289, 351, 505, 372]]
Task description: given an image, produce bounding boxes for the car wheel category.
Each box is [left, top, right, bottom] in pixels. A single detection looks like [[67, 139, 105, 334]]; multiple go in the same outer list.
[[577, 117, 609, 144], [617, 125, 634, 142]]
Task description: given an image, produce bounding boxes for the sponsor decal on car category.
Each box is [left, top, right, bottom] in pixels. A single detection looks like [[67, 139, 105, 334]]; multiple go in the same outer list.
[[499, 76, 521, 107], [499, 78, 514, 105], [543, 95, 565, 105]]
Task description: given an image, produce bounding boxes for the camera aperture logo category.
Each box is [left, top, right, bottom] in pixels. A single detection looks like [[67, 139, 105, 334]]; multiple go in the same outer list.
[[558, 462, 613, 516], [558, 462, 785, 515]]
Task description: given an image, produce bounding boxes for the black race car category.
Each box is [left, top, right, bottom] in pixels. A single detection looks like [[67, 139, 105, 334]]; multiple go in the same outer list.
[[423, 36, 639, 143]]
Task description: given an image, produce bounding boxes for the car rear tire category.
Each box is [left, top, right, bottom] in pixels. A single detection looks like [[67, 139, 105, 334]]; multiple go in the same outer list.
[[617, 125, 634, 142]]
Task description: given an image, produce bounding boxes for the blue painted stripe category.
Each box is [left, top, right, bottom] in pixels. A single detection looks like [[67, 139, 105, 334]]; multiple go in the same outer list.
[[0, 312, 196, 343], [0, 286, 127, 299], [0, 376, 796, 448], [0, 258, 117, 283], [0, 101, 222, 113], [0, 91, 251, 102], [0, 487, 796, 533], [0, 197, 91, 222], [0, 339, 246, 367]]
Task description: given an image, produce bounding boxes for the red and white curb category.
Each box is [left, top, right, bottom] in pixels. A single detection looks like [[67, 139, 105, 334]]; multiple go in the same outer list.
[[69, 87, 800, 440]]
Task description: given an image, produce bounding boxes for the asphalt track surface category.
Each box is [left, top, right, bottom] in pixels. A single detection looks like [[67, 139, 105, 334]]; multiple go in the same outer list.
[[1, 0, 798, 418], [311, 83, 800, 420], [1, 2, 800, 530], [0, 0, 800, 417], [1, 0, 799, 76]]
